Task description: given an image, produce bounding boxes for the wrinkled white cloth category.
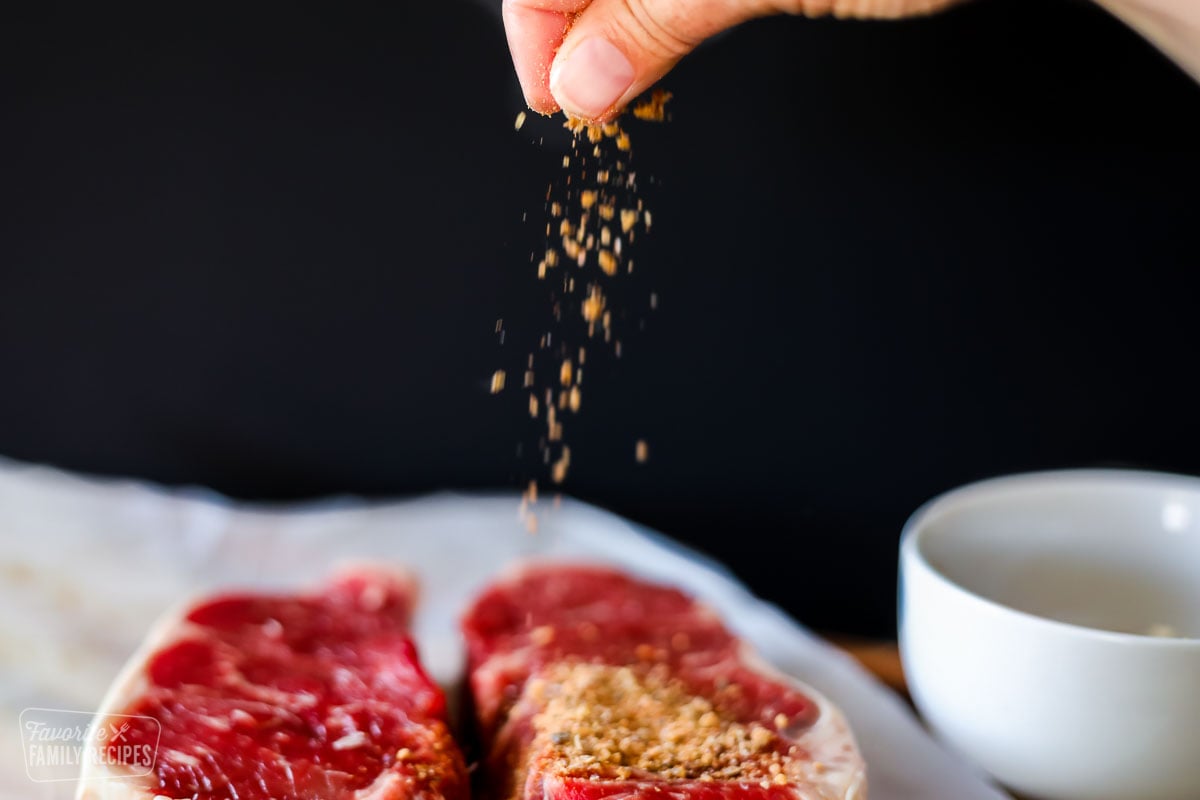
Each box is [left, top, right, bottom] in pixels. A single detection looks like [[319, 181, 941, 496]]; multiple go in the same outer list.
[[0, 457, 1009, 800]]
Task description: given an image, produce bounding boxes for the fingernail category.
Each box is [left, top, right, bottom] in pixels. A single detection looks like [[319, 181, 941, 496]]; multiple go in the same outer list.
[[549, 37, 635, 120]]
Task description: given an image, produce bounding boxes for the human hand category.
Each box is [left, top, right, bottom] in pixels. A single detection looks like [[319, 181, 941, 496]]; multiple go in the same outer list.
[[502, 0, 959, 121]]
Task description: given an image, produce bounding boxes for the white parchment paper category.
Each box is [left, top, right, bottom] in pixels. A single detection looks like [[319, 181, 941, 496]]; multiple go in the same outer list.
[[0, 457, 1009, 800]]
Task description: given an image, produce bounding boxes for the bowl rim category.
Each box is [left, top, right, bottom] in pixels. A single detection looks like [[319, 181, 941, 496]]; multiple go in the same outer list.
[[900, 468, 1200, 648]]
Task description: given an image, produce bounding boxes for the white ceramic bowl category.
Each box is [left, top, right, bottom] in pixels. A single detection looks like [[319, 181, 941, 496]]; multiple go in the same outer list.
[[899, 470, 1200, 800]]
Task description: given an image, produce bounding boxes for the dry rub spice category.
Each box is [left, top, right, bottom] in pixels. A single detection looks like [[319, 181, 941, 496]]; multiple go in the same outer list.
[[527, 662, 790, 784]]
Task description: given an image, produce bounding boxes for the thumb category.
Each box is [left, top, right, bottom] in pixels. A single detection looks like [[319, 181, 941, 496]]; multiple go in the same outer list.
[[548, 0, 771, 121]]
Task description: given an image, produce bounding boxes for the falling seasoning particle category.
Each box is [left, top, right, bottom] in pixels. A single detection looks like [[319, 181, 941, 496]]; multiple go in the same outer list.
[[559, 359, 573, 386], [600, 227, 612, 247], [580, 190, 597, 209], [616, 132, 631, 151], [562, 156, 570, 168], [635, 440, 649, 463], [527, 480, 538, 503], [620, 209, 638, 233], [495, 319, 503, 333], [582, 287, 604, 322], [598, 204, 615, 221], [529, 393, 539, 418], [515, 111, 527, 130], [632, 89, 672, 121], [598, 250, 618, 276], [523, 369, 535, 388], [490, 370, 507, 394], [644, 210, 653, 230], [551, 446, 571, 483], [649, 292, 658, 310]]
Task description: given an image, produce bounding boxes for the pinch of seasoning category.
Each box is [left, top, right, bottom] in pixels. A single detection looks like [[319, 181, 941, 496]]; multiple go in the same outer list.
[[635, 440, 649, 463], [490, 370, 507, 394]]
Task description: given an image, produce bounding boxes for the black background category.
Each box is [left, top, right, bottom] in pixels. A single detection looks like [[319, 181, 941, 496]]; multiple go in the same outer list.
[[2, 1, 1198, 637]]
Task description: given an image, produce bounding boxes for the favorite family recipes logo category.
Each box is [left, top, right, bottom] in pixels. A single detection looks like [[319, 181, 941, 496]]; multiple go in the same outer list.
[[19, 708, 160, 783]]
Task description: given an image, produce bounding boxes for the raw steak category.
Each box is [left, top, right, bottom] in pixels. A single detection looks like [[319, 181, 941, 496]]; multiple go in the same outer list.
[[462, 564, 866, 800], [78, 568, 468, 800]]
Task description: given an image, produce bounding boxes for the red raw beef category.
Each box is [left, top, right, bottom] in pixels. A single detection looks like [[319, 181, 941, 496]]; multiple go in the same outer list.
[[78, 568, 468, 800], [462, 565, 866, 800]]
